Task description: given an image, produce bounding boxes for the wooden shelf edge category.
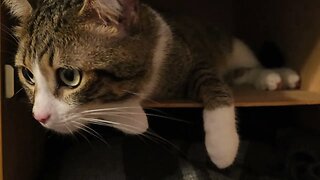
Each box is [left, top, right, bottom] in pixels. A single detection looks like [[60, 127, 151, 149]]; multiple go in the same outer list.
[[142, 90, 320, 108]]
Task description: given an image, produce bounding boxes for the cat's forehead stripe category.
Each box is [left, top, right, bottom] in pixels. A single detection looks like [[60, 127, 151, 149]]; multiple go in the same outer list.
[[25, 1, 83, 67], [28, 8, 41, 34], [48, 50, 54, 67], [38, 38, 53, 58], [22, 47, 27, 67], [28, 0, 83, 35], [38, 39, 54, 66]]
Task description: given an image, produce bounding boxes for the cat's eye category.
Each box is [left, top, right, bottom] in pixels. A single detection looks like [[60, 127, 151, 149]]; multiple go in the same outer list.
[[22, 67, 35, 85], [58, 68, 82, 88]]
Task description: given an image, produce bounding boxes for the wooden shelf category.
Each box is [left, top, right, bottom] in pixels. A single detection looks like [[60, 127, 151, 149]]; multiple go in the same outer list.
[[234, 89, 320, 107], [142, 90, 320, 108]]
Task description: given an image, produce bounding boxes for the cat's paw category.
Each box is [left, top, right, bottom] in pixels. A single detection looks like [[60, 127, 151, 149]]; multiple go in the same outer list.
[[254, 70, 282, 91], [275, 68, 300, 89], [203, 106, 239, 169]]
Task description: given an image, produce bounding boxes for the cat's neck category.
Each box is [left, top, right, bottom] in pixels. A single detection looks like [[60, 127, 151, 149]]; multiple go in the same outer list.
[[136, 5, 175, 98]]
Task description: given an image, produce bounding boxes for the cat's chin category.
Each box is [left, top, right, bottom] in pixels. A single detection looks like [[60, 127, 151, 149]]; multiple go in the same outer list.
[[39, 114, 86, 134], [42, 121, 82, 135]]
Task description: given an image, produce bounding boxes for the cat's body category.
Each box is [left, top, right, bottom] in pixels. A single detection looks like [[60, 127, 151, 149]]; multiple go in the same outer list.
[[5, 0, 299, 169]]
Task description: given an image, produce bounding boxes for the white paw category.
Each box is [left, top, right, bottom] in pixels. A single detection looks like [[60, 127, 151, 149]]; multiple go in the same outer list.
[[286, 73, 300, 89], [255, 70, 282, 91], [275, 68, 300, 89], [203, 106, 239, 168]]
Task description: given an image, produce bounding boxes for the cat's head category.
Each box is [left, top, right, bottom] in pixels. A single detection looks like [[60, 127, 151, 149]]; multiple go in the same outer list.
[[5, 0, 160, 134]]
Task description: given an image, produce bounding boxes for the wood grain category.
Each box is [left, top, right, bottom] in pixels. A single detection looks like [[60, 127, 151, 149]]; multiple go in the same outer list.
[[0, 5, 5, 180], [300, 40, 320, 92], [142, 90, 320, 108], [1, 3, 46, 180]]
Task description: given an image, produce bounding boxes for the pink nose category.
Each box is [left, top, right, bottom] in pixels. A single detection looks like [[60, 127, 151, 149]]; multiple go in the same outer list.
[[33, 113, 51, 124]]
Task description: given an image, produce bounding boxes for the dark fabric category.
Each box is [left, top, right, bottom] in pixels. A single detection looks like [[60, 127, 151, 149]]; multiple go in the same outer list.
[[40, 127, 320, 180], [41, 136, 230, 180]]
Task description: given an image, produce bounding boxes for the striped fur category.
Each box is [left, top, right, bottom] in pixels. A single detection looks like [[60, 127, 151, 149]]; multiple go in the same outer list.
[[3, 0, 32, 20], [6, 0, 277, 168]]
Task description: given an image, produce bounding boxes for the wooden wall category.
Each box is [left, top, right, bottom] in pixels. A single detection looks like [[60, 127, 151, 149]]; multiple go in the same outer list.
[[1, 4, 46, 180]]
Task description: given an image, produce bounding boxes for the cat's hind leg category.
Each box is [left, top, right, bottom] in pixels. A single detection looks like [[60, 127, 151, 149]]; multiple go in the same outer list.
[[190, 72, 239, 168], [231, 68, 283, 91], [230, 67, 300, 90], [226, 39, 300, 90], [274, 68, 300, 89]]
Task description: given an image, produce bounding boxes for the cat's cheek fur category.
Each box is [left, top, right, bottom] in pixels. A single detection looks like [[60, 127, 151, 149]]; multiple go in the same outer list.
[[32, 63, 74, 133], [33, 93, 77, 134], [203, 106, 239, 169], [140, 8, 172, 97], [103, 104, 148, 134], [81, 100, 149, 135]]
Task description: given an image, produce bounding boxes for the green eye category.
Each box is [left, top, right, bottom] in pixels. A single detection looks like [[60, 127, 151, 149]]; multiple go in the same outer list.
[[58, 68, 82, 88], [22, 67, 35, 85]]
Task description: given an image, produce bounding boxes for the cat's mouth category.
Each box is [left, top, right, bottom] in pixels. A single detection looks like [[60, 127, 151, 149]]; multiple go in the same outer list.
[[40, 113, 86, 134]]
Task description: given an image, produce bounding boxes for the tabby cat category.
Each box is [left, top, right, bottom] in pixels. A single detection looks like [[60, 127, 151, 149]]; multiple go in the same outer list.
[[4, 0, 299, 168]]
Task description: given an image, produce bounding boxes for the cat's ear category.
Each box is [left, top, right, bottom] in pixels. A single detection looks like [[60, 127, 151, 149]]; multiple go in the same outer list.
[[79, 0, 139, 31], [3, 0, 33, 21]]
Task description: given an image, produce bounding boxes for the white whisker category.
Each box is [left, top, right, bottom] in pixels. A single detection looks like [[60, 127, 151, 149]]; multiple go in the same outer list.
[[81, 117, 121, 126], [72, 121, 109, 145], [71, 123, 92, 145], [81, 106, 142, 114], [144, 131, 184, 155], [1, 24, 19, 44], [80, 117, 184, 155], [82, 111, 189, 124], [85, 113, 149, 132], [60, 113, 83, 123], [64, 122, 80, 142], [64, 123, 75, 135], [13, 88, 24, 97], [81, 117, 146, 134], [122, 90, 161, 104]]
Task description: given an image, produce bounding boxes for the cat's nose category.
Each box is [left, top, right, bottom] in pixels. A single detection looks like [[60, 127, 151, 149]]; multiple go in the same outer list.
[[33, 113, 51, 124]]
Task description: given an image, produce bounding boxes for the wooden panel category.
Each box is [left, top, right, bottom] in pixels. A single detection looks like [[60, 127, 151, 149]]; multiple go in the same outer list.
[[142, 90, 320, 108], [233, 89, 320, 107], [0, 6, 4, 180], [300, 40, 320, 92], [3, 101, 46, 180], [146, 0, 234, 31], [1, 4, 46, 180]]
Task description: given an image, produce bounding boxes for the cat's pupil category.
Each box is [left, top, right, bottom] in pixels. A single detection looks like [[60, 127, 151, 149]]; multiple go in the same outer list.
[[63, 70, 74, 82], [58, 68, 81, 87], [22, 67, 34, 85]]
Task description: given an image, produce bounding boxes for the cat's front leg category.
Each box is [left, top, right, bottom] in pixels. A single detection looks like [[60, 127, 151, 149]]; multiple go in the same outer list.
[[192, 74, 239, 168], [203, 105, 238, 169]]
